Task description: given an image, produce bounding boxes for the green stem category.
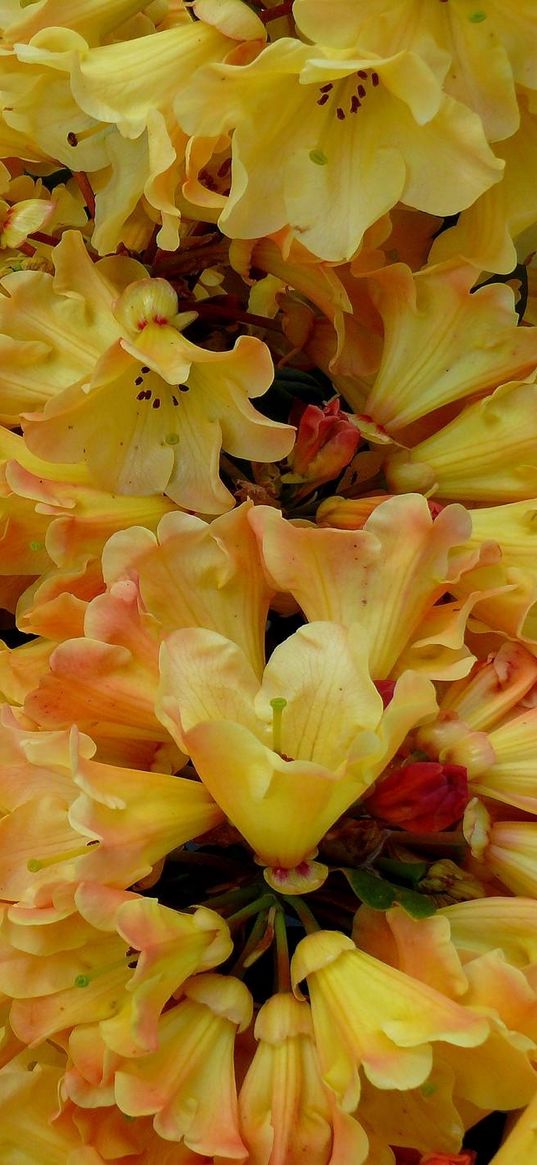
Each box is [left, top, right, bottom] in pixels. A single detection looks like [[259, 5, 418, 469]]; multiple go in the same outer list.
[[282, 895, 320, 934], [274, 907, 291, 992], [227, 893, 276, 929], [202, 884, 261, 914], [230, 907, 272, 977]]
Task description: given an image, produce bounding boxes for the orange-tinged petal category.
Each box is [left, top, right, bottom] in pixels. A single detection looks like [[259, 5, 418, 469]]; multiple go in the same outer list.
[[363, 261, 537, 430], [386, 380, 537, 502], [291, 932, 488, 1108], [250, 496, 479, 678]]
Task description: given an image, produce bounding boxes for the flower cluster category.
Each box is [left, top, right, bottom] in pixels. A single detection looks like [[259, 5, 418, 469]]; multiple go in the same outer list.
[[1, 1, 537, 1162]]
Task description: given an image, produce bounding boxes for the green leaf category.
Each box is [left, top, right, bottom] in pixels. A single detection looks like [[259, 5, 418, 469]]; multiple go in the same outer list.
[[394, 887, 437, 918], [341, 867, 436, 918], [341, 868, 398, 910], [376, 857, 429, 887]]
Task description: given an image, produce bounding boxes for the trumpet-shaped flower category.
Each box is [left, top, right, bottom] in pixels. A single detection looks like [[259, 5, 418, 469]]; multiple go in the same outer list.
[[114, 973, 251, 1155], [294, 0, 537, 141], [430, 93, 537, 275], [385, 380, 537, 501], [175, 38, 503, 262], [101, 500, 275, 675], [361, 261, 537, 431], [23, 577, 170, 748], [21, 255, 293, 511], [250, 495, 485, 679], [290, 931, 488, 1110], [238, 991, 369, 1165], [158, 621, 437, 879], [98, 897, 234, 1057]]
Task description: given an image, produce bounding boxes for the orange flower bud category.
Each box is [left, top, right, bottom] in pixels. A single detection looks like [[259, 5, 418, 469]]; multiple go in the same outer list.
[[285, 398, 361, 488], [366, 761, 468, 832]]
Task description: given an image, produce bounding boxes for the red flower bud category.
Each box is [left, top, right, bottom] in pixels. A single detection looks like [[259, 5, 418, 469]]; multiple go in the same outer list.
[[366, 761, 469, 832], [286, 398, 361, 488]]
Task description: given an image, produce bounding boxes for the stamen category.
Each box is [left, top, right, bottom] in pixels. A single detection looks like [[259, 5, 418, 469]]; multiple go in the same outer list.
[[317, 94, 330, 106], [270, 697, 287, 754], [73, 952, 135, 988], [27, 840, 99, 872], [336, 107, 345, 120]]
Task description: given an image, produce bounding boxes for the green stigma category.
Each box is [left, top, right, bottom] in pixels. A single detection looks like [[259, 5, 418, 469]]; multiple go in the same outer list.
[[309, 148, 328, 166], [270, 697, 287, 754]]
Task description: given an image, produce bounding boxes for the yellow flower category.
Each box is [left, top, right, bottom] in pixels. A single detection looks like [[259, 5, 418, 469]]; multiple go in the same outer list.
[[100, 500, 276, 676], [385, 379, 537, 501], [359, 260, 537, 431], [239, 992, 369, 1164], [250, 495, 485, 679], [431, 92, 537, 274], [15, 236, 294, 511], [175, 38, 502, 261], [294, 0, 537, 141], [158, 621, 437, 878], [290, 930, 488, 1109], [115, 973, 251, 1156]]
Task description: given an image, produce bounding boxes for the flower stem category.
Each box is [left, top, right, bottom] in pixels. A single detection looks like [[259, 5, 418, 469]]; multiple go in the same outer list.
[[282, 894, 320, 934], [230, 906, 274, 977], [227, 893, 276, 929], [203, 884, 262, 914], [274, 907, 291, 992]]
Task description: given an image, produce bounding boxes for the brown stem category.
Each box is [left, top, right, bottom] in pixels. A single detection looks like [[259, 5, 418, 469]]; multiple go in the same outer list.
[[28, 231, 59, 247], [260, 1, 293, 22], [175, 295, 282, 332]]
